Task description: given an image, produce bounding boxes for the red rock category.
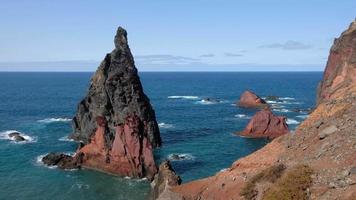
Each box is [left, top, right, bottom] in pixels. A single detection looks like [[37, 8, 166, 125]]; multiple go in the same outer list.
[[238, 90, 268, 108], [239, 108, 289, 139], [317, 20, 356, 104], [76, 115, 157, 180]]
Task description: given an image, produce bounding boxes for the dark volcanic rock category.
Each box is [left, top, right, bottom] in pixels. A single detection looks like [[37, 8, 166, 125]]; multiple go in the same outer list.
[[238, 90, 268, 108], [70, 27, 161, 179], [8, 131, 26, 142], [42, 152, 81, 169], [239, 108, 289, 139], [317, 20, 356, 104], [151, 161, 182, 200]]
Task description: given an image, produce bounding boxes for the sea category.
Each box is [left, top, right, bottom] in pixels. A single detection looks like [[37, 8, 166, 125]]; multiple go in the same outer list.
[[0, 72, 322, 200]]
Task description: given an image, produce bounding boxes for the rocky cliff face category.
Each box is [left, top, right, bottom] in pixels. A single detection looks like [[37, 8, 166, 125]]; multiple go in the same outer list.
[[166, 20, 356, 200], [317, 20, 356, 104], [239, 108, 289, 139], [70, 27, 161, 179]]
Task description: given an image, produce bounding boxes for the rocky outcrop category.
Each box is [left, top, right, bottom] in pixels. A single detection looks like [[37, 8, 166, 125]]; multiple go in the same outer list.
[[317, 20, 356, 104], [57, 27, 161, 179], [168, 20, 356, 200], [239, 108, 289, 139], [151, 161, 182, 200], [238, 90, 268, 108], [42, 152, 82, 169], [8, 132, 26, 142]]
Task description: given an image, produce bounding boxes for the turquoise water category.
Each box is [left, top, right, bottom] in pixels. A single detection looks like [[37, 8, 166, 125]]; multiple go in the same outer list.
[[0, 72, 321, 200]]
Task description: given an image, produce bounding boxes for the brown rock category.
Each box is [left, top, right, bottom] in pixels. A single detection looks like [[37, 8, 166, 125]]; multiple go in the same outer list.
[[239, 108, 289, 139], [238, 90, 268, 108], [151, 161, 182, 200], [317, 20, 356, 104]]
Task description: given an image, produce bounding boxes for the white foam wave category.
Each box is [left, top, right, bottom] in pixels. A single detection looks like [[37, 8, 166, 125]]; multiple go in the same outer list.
[[286, 119, 300, 125], [168, 153, 195, 161], [168, 96, 199, 99], [266, 100, 277, 104], [296, 115, 309, 119], [273, 108, 291, 113], [158, 123, 174, 129], [38, 118, 72, 123], [35, 154, 57, 169], [58, 136, 75, 142], [280, 97, 295, 100], [195, 99, 216, 105], [0, 130, 37, 143], [234, 114, 251, 119]]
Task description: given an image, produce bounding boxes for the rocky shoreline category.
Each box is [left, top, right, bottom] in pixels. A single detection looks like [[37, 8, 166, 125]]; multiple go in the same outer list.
[[156, 19, 356, 200], [40, 20, 356, 200]]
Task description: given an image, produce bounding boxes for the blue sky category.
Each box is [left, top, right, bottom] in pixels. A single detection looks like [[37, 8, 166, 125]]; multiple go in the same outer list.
[[0, 0, 355, 71]]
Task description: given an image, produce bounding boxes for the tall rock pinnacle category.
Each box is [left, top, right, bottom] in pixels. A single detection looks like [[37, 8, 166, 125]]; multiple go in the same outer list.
[[70, 27, 161, 179]]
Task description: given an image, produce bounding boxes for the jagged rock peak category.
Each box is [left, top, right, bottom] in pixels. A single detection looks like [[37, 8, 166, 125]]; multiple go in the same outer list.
[[69, 26, 161, 179], [114, 27, 129, 49]]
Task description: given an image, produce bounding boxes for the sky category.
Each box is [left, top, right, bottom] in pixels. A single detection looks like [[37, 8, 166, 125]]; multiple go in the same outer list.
[[0, 0, 355, 72]]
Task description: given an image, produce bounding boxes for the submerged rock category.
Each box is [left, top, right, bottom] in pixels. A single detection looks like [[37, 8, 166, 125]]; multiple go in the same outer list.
[[239, 108, 289, 139], [8, 131, 26, 142], [69, 27, 161, 179], [151, 161, 182, 200], [238, 90, 268, 108]]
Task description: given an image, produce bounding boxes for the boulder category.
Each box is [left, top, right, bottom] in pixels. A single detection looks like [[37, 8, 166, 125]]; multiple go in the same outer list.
[[8, 131, 26, 142], [239, 108, 289, 139], [151, 161, 182, 200], [42, 152, 81, 169], [238, 90, 268, 108], [70, 27, 161, 179]]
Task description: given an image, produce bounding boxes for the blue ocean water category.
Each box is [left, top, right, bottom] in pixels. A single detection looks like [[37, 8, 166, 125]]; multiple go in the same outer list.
[[0, 72, 321, 200]]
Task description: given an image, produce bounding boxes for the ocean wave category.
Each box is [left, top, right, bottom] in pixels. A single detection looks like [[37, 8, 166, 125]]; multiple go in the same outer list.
[[37, 118, 72, 123], [273, 108, 291, 113], [158, 123, 174, 129], [58, 136, 75, 142], [168, 153, 195, 161], [266, 100, 277, 104], [0, 130, 37, 143], [286, 119, 300, 125], [280, 97, 295, 100], [296, 115, 309, 119], [195, 99, 216, 105], [234, 114, 251, 119], [168, 96, 199, 99]]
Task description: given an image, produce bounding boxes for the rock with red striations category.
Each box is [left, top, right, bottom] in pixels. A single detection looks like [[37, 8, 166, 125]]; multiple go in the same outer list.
[[317, 20, 356, 104], [239, 108, 289, 139], [68, 27, 161, 179], [238, 90, 268, 108]]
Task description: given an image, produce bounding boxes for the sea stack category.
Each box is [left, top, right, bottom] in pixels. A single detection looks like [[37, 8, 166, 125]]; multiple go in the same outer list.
[[70, 27, 161, 179], [238, 90, 268, 108], [239, 108, 289, 138]]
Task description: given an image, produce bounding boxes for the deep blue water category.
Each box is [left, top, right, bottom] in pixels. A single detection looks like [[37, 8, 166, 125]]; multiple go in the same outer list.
[[0, 72, 322, 200]]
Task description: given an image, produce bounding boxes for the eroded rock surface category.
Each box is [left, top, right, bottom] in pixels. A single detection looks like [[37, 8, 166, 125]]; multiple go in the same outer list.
[[239, 108, 289, 139], [41, 27, 162, 179], [238, 90, 268, 108], [151, 161, 182, 200], [167, 20, 356, 200]]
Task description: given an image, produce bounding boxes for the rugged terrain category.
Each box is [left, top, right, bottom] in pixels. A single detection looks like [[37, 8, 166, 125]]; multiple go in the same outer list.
[[43, 27, 161, 179], [158, 20, 356, 200]]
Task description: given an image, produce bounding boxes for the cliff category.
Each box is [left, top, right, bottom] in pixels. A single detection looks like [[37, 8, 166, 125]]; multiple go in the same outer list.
[[70, 27, 161, 179], [166, 20, 356, 200]]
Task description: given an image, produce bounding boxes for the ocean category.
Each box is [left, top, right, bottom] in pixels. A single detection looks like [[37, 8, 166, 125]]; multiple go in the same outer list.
[[0, 72, 322, 200]]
